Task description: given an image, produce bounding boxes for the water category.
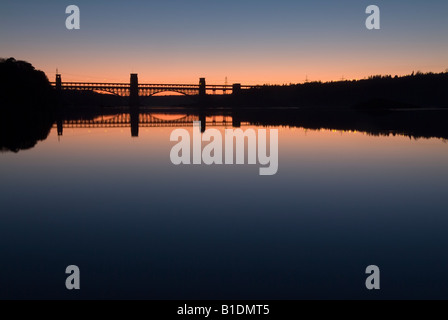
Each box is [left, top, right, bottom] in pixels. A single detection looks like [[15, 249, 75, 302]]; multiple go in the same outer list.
[[0, 109, 447, 299]]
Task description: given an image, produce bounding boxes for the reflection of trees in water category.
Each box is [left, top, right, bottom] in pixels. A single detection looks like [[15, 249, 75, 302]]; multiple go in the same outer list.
[[61, 107, 448, 141], [238, 108, 448, 141], [0, 108, 54, 153], [1, 106, 447, 154]]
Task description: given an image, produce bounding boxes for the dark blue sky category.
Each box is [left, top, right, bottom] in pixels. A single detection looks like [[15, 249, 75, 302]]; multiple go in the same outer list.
[[1, 0, 447, 83]]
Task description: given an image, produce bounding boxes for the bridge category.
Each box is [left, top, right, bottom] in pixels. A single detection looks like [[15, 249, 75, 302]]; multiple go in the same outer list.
[[51, 73, 256, 105]]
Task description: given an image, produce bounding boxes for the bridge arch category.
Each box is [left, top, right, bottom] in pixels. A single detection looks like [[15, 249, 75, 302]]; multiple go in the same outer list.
[[147, 90, 193, 97], [92, 88, 129, 97]]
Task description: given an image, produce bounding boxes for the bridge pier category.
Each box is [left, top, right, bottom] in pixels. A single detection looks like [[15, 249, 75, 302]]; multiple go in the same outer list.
[[199, 111, 206, 133], [232, 109, 241, 128], [130, 73, 139, 107], [57, 117, 63, 136], [130, 106, 139, 137], [55, 74, 63, 107], [199, 78, 206, 97], [232, 83, 241, 96], [56, 74, 62, 91], [232, 83, 242, 107]]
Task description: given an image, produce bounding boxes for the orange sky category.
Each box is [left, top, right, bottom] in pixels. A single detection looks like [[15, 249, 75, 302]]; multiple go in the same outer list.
[[37, 53, 447, 85], [2, 1, 447, 85]]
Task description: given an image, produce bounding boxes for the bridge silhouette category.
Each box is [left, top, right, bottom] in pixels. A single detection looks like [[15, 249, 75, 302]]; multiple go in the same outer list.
[[51, 73, 256, 105]]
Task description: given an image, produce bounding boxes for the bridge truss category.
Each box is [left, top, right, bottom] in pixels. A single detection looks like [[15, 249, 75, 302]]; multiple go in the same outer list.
[[51, 82, 255, 97]]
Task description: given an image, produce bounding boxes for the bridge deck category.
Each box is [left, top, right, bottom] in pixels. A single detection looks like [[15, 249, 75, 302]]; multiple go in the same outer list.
[[50, 82, 255, 90]]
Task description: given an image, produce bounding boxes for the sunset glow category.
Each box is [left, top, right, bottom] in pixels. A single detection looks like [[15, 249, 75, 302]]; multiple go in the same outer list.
[[1, 0, 447, 85]]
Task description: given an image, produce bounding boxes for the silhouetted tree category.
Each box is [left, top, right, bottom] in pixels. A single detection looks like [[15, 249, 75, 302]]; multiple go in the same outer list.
[[0, 58, 55, 152], [0, 57, 54, 107]]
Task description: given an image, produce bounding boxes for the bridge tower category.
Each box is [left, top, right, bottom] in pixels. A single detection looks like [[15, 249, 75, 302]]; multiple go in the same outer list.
[[55, 74, 62, 91], [199, 78, 206, 97], [232, 83, 241, 96], [130, 73, 139, 107], [55, 73, 63, 107], [232, 83, 242, 107]]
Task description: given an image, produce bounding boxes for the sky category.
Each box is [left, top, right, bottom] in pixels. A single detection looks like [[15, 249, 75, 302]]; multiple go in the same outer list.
[[1, 0, 447, 85]]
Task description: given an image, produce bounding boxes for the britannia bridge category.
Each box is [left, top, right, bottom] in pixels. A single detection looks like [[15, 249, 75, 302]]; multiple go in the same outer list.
[[51, 73, 256, 105]]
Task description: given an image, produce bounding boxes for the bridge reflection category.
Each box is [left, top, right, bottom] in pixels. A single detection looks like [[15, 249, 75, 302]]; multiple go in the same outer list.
[[55, 109, 243, 137], [4, 106, 448, 154]]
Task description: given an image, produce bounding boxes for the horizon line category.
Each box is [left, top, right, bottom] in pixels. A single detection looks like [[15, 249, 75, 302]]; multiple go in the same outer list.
[[45, 70, 448, 87]]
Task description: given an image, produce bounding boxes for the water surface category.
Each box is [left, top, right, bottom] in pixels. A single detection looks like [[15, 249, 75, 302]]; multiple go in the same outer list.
[[0, 110, 447, 299]]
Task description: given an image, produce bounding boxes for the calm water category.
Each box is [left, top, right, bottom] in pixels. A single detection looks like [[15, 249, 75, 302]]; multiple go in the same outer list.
[[1, 111, 448, 299]]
